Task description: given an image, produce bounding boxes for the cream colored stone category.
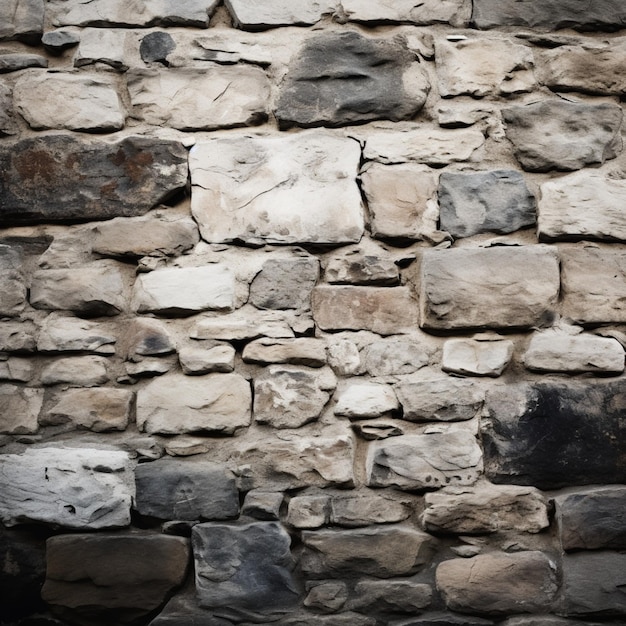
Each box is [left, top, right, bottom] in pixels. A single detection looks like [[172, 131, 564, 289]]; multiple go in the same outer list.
[[0, 357, 33, 382], [334, 382, 398, 418], [37, 315, 116, 355], [179, 342, 236, 375], [41, 356, 109, 387], [243, 338, 327, 367], [442, 338, 514, 377], [341, 0, 471, 25], [225, 0, 336, 28]]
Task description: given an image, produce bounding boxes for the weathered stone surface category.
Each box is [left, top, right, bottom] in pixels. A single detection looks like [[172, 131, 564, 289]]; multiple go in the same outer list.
[[561, 247, 626, 324], [437, 38, 535, 97], [562, 552, 626, 616], [42, 29, 80, 53], [140, 31, 176, 64], [304, 581, 348, 613], [360, 163, 439, 241], [362, 339, 431, 376], [0, 0, 44, 42], [0, 357, 32, 382], [483, 380, 626, 488], [0, 385, 42, 434], [325, 253, 399, 285], [254, 366, 336, 428], [193, 522, 299, 620], [423, 484, 549, 534], [0, 320, 36, 352], [301, 526, 435, 578], [126, 358, 173, 379], [128, 66, 269, 130], [538, 170, 626, 242], [250, 257, 319, 310], [555, 487, 626, 551], [312, 286, 418, 335], [225, 0, 335, 29], [41, 356, 109, 387], [192, 310, 295, 341], [135, 459, 238, 521], [0, 82, 18, 136], [377, 613, 494, 626], [0, 53, 47, 73], [0, 135, 188, 226], [367, 431, 483, 489], [190, 133, 364, 245], [241, 491, 283, 521], [502, 101, 623, 172], [132, 266, 234, 316], [274, 613, 376, 626], [334, 382, 398, 418], [524, 329, 624, 374], [40, 388, 132, 432], [74, 28, 127, 71], [31, 263, 127, 317], [120, 318, 175, 360], [437, 552, 557, 615], [420, 247, 559, 331], [243, 338, 326, 367], [147, 593, 232, 626], [327, 339, 361, 376], [42, 534, 189, 625], [137, 372, 251, 435], [396, 378, 484, 422], [179, 341, 235, 375], [472, 0, 626, 31], [0, 245, 26, 317], [0, 448, 133, 528], [438, 170, 536, 238], [341, 0, 470, 25], [442, 339, 514, 377], [37, 315, 116, 355], [14, 72, 123, 132], [348, 580, 433, 613]]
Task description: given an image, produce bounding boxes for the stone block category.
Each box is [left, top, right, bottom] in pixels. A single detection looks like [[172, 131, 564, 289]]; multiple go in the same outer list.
[[192, 310, 295, 341], [442, 339, 514, 377], [42, 28, 80, 53], [362, 338, 431, 376], [0, 83, 18, 137], [325, 252, 399, 285], [341, 0, 470, 25], [0, 357, 32, 382], [304, 581, 348, 613], [179, 342, 235, 375], [243, 338, 327, 367], [0, 53, 47, 73], [74, 28, 128, 71], [348, 580, 433, 613], [0, 320, 36, 352], [0, 384, 42, 435], [0, 0, 44, 42], [37, 315, 116, 355], [241, 491, 283, 521], [334, 382, 398, 418], [0, 245, 26, 317], [41, 356, 109, 387], [225, 0, 335, 29]]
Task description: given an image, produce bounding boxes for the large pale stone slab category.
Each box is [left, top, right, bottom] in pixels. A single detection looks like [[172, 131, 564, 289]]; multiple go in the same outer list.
[[225, 0, 335, 29], [334, 382, 398, 418], [0, 385, 42, 434], [503, 101, 623, 172], [41, 356, 109, 387], [0, 0, 44, 42], [179, 341, 235, 375], [341, 0, 470, 25], [128, 67, 269, 131], [190, 133, 364, 245], [0, 448, 133, 528], [420, 247, 559, 331], [37, 315, 116, 355], [14, 71, 123, 132], [538, 170, 626, 241], [74, 28, 127, 71], [442, 339, 514, 377]]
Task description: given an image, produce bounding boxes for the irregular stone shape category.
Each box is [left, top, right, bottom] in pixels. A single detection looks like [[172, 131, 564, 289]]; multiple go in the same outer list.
[[286, 494, 329, 529], [40, 388, 132, 432], [41, 356, 109, 387], [304, 581, 348, 613], [437, 552, 557, 616], [241, 491, 283, 521], [367, 431, 483, 489], [0, 448, 133, 528], [190, 133, 364, 245], [524, 330, 624, 374], [0, 320, 36, 352], [327, 339, 361, 376], [0, 357, 32, 382], [561, 552, 626, 616], [0, 0, 44, 42], [148, 593, 233, 626], [42, 28, 80, 53], [301, 526, 436, 578], [312, 286, 418, 335], [483, 380, 626, 488], [0, 385, 42, 434], [334, 382, 398, 418], [0, 135, 188, 226], [555, 487, 626, 550], [442, 339, 514, 377], [192, 310, 295, 341], [128, 66, 269, 131], [192, 522, 299, 620], [140, 31, 176, 64], [254, 366, 336, 428], [137, 372, 251, 435], [126, 359, 173, 378], [341, 0, 470, 25], [396, 378, 484, 422], [74, 28, 128, 71], [92, 212, 199, 258], [382, 614, 494, 626], [49, 0, 219, 27], [349, 580, 432, 613], [31, 263, 127, 317], [37, 315, 116, 355], [438, 170, 536, 238], [0, 245, 26, 317], [14, 71, 123, 132], [0, 82, 18, 137], [561, 247, 626, 324], [423, 484, 549, 534], [437, 38, 535, 97], [250, 257, 319, 310], [502, 101, 623, 172], [42, 534, 188, 625], [132, 266, 235, 316], [135, 459, 238, 521], [225, 0, 335, 28], [362, 339, 431, 376], [276, 31, 429, 128], [243, 338, 327, 367], [120, 318, 176, 360], [179, 341, 235, 375], [472, 0, 626, 31], [0, 53, 47, 73], [538, 170, 626, 241], [325, 254, 399, 285], [500, 619, 581, 626], [420, 247, 559, 331]]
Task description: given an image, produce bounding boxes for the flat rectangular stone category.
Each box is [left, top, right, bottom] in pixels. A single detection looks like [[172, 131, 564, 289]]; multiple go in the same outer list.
[[341, 0, 471, 25], [0, 384, 42, 434], [37, 315, 116, 355], [0, 0, 44, 42], [225, 0, 336, 29]]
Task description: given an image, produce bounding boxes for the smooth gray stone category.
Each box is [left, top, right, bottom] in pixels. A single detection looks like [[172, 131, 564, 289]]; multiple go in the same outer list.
[[42, 29, 80, 53], [0, 0, 44, 43], [0, 53, 47, 73]]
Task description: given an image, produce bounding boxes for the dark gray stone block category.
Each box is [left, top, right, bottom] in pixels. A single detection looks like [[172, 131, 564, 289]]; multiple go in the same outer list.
[[140, 32, 176, 65], [42, 29, 80, 53]]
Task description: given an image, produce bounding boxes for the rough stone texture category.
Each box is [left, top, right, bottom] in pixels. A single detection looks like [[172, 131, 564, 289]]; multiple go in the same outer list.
[[0, 448, 133, 528], [40, 355, 109, 386], [37, 315, 116, 355], [436, 552, 557, 615], [276, 31, 429, 128], [42, 534, 189, 625], [128, 67, 269, 131], [334, 382, 398, 418], [422, 484, 549, 534], [502, 101, 623, 172], [362, 339, 431, 376], [438, 170, 536, 239], [190, 133, 364, 245], [137, 372, 251, 435], [420, 247, 560, 331], [341, 0, 471, 26], [225, 0, 336, 29], [348, 580, 433, 613], [192, 310, 295, 341], [442, 338, 514, 377], [325, 252, 399, 285], [538, 170, 626, 242], [42, 29, 80, 53], [0, 321, 35, 353], [366, 431, 483, 489], [0, 135, 188, 225], [0, 83, 18, 136], [0, 245, 26, 318], [312, 286, 418, 335], [14, 72, 124, 132], [241, 491, 283, 521], [179, 342, 236, 375], [0, 0, 44, 42], [0, 385, 42, 435], [135, 459, 238, 521], [0, 357, 32, 382], [192, 522, 299, 620], [74, 28, 127, 71], [483, 380, 626, 488], [147, 593, 233, 626], [555, 487, 626, 551], [0, 53, 47, 73], [243, 338, 327, 367]]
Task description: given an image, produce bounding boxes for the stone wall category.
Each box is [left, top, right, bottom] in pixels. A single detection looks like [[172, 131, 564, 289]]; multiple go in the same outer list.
[[1, 1, 626, 625]]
